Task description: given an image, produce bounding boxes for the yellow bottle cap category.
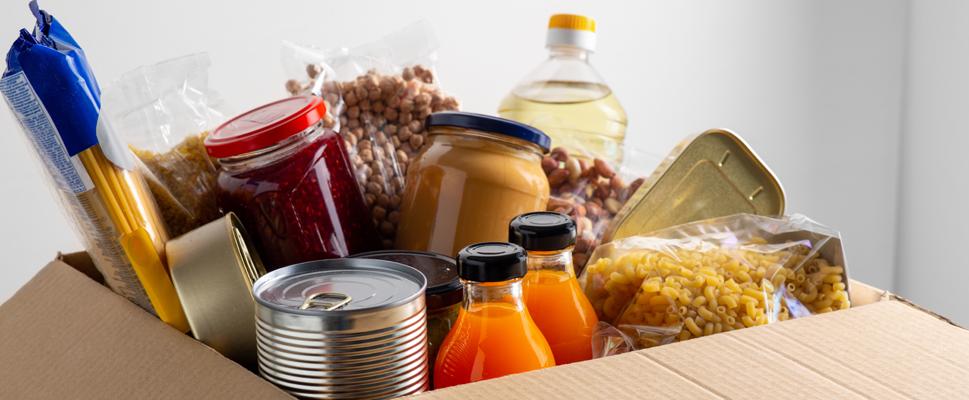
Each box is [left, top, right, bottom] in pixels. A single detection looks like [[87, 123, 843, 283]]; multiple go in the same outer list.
[[546, 14, 597, 51], [548, 14, 596, 33]]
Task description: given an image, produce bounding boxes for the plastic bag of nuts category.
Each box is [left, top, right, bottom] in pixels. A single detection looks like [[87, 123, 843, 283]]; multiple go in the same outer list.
[[282, 22, 461, 248], [543, 147, 652, 274]]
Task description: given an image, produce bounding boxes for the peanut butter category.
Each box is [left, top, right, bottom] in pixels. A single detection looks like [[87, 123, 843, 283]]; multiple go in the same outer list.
[[397, 121, 550, 256]]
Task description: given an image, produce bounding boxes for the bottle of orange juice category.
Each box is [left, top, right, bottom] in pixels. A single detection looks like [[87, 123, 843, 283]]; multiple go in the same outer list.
[[434, 242, 555, 388], [510, 212, 599, 364]]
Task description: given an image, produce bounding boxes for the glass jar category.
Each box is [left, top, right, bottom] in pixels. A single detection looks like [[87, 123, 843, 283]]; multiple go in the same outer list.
[[396, 112, 551, 257], [509, 212, 598, 365], [434, 242, 555, 389], [349, 250, 462, 387], [205, 96, 379, 270]]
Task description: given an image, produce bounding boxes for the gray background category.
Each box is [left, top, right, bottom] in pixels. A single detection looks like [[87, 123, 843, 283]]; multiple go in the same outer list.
[[0, 0, 964, 323]]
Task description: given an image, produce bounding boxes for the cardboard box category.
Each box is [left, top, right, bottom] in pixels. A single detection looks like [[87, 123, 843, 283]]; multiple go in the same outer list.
[[1, 253, 967, 399]]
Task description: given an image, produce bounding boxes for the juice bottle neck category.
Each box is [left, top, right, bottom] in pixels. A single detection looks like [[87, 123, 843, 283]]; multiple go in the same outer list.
[[548, 45, 590, 62], [527, 248, 576, 277], [463, 278, 525, 311]]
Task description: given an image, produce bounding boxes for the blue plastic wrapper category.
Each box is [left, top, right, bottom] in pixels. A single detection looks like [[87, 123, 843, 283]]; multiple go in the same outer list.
[[3, 0, 100, 158], [1, 1, 157, 312]]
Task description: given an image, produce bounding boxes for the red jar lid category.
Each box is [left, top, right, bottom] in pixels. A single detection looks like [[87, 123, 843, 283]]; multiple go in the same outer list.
[[205, 95, 327, 158]]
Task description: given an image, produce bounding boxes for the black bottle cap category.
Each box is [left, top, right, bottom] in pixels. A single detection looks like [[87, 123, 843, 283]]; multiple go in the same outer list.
[[457, 242, 528, 282], [508, 212, 576, 251]]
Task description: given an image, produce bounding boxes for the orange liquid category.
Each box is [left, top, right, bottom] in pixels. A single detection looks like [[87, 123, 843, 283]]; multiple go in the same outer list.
[[523, 270, 599, 364], [433, 303, 555, 388]]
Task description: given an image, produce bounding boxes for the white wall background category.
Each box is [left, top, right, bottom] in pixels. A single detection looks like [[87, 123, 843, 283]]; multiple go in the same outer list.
[[2, 0, 958, 323]]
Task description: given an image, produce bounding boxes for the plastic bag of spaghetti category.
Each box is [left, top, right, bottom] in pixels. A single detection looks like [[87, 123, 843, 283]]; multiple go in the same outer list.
[[580, 213, 849, 351], [1, 2, 169, 315], [100, 54, 224, 238], [281, 21, 460, 248]]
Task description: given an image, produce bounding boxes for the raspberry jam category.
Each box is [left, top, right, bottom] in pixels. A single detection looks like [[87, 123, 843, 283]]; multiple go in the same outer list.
[[206, 96, 379, 270]]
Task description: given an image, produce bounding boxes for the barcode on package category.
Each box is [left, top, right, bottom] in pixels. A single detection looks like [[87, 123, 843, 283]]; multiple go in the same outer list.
[[0, 71, 93, 194]]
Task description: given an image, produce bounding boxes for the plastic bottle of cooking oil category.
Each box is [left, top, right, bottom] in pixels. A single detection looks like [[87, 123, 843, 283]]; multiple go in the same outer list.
[[499, 14, 627, 164]]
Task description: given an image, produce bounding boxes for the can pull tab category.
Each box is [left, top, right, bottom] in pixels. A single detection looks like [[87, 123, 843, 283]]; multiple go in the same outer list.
[[300, 292, 352, 311]]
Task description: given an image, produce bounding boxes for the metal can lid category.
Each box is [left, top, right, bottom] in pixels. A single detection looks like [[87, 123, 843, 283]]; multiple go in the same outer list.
[[350, 250, 462, 310], [253, 259, 427, 314]]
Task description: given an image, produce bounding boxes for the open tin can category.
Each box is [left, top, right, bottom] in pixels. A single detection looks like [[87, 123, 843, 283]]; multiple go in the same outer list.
[[167, 212, 266, 368], [604, 128, 786, 243], [253, 258, 429, 399]]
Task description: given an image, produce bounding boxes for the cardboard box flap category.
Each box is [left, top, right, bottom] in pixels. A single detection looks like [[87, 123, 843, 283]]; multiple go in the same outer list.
[[414, 301, 969, 399], [0, 258, 290, 400]]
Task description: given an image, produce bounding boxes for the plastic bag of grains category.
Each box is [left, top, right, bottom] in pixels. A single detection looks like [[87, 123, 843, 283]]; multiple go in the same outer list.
[[101, 53, 225, 238]]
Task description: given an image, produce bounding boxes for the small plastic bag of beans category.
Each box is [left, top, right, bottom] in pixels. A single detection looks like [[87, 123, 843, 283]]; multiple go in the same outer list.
[[101, 54, 224, 238], [543, 146, 661, 274], [580, 214, 850, 353], [282, 21, 461, 248]]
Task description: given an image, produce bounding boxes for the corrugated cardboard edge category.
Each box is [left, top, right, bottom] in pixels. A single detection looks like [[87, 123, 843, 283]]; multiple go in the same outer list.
[[848, 279, 963, 328], [0, 255, 293, 400], [414, 295, 969, 399]]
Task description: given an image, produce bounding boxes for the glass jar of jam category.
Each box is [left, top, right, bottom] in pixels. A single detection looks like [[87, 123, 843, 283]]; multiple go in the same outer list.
[[396, 112, 551, 257], [350, 250, 462, 388], [205, 96, 379, 270]]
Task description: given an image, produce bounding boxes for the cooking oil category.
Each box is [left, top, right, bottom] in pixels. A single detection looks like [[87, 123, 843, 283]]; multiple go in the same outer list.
[[498, 14, 628, 164], [499, 80, 627, 163]]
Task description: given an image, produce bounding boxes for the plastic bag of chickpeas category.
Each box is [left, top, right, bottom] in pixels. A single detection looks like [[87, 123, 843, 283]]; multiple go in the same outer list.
[[580, 213, 850, 353], [281, 21, 461, 248]]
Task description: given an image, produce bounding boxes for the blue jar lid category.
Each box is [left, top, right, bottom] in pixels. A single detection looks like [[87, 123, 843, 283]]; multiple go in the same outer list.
[[426, 112, 550, 153]]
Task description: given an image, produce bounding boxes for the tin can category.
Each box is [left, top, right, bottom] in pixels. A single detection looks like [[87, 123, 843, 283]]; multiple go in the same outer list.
[[604, 128, 786, 243], [253, 259, 429, 399], [349, 250, 462, 387], [168, 213, 266, 368]]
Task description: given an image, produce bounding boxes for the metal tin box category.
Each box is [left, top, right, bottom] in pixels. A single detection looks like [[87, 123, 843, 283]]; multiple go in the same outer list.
[[167, 213, 266, 367], [604, 129, 785, 242]]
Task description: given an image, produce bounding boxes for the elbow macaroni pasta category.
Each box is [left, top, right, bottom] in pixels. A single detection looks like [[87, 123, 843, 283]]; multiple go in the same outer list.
[[583, 237, 849, 348]]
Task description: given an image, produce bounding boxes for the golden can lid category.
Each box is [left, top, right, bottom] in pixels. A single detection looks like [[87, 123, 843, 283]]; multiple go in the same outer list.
[[167, 213, 266, 368], [604, 129, 785, 242]]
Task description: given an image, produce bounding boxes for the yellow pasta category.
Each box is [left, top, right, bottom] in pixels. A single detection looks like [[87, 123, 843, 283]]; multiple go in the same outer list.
[[582, 237, 850, 349]]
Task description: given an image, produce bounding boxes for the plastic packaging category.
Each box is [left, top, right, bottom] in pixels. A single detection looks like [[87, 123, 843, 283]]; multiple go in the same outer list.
[[580, 214, 849, 353], [282, 21, 461, 248], [543, 146, 661, 274], [1, 2, 187, 331], [101, 54, 224, 238], [499, 14, 628, 164]]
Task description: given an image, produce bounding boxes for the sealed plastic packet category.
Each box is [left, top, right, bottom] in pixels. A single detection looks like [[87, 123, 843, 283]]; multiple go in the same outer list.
[[100, 53, 224, 238], [1, 2, 188, 331], [282, 21, 461, 248], [543, 145, 662, 274], [580, 214, 849, 352]]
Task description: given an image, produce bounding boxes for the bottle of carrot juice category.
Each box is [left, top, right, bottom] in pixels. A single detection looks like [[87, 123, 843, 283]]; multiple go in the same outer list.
[[510, 212, 599, 364], [433, 242, 555, 388]]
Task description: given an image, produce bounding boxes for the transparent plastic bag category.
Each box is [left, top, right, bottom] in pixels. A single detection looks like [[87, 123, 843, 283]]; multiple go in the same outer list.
[[580, 213, 849, 353], [543, 146, 663, 274], [282, 21, 461, 248], [100, 53, 224, 238]]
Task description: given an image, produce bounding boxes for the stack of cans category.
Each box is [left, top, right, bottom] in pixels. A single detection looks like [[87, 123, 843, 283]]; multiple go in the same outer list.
[[253, 259, 429, 399]]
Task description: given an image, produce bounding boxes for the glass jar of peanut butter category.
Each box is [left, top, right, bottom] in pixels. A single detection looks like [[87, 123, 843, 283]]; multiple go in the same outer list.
[[396, 112, 551, 256]]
